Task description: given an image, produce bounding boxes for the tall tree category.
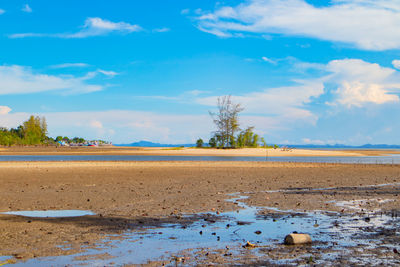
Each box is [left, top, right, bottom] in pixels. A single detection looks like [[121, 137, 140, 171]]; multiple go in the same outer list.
[[21, 115, 48, 145], [209, 95, 244, 148], [196, 138, 204, 148]]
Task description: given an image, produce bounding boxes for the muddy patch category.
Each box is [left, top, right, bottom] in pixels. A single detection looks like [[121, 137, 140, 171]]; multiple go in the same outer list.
[[4, 192, 400, 266]]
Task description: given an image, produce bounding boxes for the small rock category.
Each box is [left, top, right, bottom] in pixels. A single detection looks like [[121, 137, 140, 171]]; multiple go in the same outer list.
[[243, 241, 256, 248]]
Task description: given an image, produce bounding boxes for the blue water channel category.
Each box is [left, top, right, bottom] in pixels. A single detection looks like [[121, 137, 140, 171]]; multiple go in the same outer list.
[[0, 154, 400, 164]]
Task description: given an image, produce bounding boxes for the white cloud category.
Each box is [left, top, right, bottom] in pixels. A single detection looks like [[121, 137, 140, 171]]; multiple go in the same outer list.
[[9, 33, 46, 39], [261, 56, 276, 64], [0, 65, 108, 95], [197, 0, 400, 50], [185, 58, 400, 126], [392, 60, 400, 70], [9, 17, 142, 39], [22, 4, 32, 13], [0, 9, 5, 15], [153, 27, 170, 33], [325, 59, 400, 107], [67, 17, 142, 38], [0, 106, 11, 115], [97, 69, 119, 77], [50, 63, 90, 69]]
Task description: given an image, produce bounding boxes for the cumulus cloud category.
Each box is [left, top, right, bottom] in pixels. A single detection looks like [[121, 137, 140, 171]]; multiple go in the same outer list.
[[197, 0, 400, 50], [191, 58, 400, 129], [0, 65, 111, 95], [9, 17, 142, 39], [325, 59, 400, 107], [0, 106, 11, 115], [22, 4, 32, 13]]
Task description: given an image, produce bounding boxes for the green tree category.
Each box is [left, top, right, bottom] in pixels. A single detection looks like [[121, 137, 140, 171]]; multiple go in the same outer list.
[[260, 137, 267, 148], [252, 133, 259, 148], [21, 115, 47, 145], [209, 95, 243, 148], [209, 137, 217, 148], [196, 138, 204, 148]]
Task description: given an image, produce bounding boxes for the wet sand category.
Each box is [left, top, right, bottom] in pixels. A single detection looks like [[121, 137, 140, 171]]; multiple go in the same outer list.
[[0, 161, 400, 265], [0, 145, 396, 156]]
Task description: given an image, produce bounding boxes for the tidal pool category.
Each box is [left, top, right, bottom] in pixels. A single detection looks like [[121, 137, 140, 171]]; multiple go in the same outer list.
[[5, 195, 400, 266], [1, 210, 95, 218]]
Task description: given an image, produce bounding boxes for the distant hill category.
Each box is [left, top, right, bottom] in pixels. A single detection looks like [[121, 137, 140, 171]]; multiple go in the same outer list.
[[115, 140, 196, 147]]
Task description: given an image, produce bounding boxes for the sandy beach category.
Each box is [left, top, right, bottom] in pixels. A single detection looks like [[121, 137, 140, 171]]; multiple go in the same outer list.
[[0, 145, 396, 156], [1, 160, 400, 265]]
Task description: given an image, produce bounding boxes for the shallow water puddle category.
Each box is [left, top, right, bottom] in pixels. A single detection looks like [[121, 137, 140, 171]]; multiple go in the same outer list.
[[0, 256, 13, 266], [332, 198, 395, 211], [1, 210, 95, 218], [6, 195, 400, 266]]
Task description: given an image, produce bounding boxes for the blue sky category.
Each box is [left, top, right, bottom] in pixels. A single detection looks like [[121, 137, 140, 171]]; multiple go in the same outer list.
[[1, 0, 400, 144]]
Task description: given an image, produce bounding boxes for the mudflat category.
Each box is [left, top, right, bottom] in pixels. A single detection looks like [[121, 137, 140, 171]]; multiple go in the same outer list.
[[0, 161, 400, 265]]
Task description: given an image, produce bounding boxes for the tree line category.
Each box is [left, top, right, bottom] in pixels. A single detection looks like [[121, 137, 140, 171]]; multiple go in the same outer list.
[[0, 115, 92, 146], [196, 95, 278, 149]]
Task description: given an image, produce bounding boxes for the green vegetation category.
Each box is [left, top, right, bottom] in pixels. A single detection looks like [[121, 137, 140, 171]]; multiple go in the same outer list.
[[0, 115, 110, 147], [197, 95, 279, 149], [209, 95, 243, 148], [196, 138, 204, 148], [0, 115, 50, 146]]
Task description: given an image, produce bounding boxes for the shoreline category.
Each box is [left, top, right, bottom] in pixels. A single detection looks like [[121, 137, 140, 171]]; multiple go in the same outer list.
[[0, 146, 397, 157]]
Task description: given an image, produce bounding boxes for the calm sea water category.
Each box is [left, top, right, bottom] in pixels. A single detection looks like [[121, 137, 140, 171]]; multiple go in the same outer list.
[[0, 155, 399, 164]]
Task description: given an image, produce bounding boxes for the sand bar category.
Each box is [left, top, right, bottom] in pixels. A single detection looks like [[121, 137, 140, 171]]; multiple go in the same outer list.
[[0, 146, 397, 156]]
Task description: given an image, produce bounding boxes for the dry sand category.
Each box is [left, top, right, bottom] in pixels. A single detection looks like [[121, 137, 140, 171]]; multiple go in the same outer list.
[[0, 160, 400, 264]]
